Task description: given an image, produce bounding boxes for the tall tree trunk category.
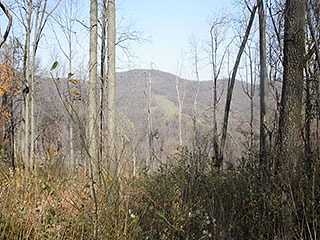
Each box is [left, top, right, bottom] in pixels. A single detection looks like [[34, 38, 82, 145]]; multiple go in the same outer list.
[[99, 0, 107, 175], [68, 66, 74, 171], [241, 46, 256, 157], [147, 71, 154, 169], [30, 0, 48, 168], [306, 0, 320, 165], [67, 1, 74, 170], [175, 75, 183, 147], [23, 0, 33, 169], [88, 0, 98, 166], [250, 54, 255, 155], [217, 1, 258, 168], [306, 0, 320, 65], [88, 0, 99, 237], [107, 0, 117, 178], [258, 0, 268, 166], [9, 97, 15, 170], [305, 65, 312, 170], [191, 42, 200, 151], [68, 52, 74, 171], [88, 0, 98, 164], [277, 0, 305, 172], [52, 0, 77, 170], [30, 0, 40, 168], [210, 25, 219, 166]]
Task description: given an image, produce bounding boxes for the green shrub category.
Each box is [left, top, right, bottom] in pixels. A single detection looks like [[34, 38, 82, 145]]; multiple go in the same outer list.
[[128, 149, 320, 239], [1, 150, 319, 239]]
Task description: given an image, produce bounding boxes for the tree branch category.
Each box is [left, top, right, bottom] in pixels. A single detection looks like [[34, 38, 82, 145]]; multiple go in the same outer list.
[[0, 2, 13, 48], [217, 0, 258, 168], [305, 0, 320, 65]]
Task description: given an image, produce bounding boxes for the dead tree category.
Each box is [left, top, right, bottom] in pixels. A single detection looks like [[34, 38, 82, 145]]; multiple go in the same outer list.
[[217, 0, 258, 168]]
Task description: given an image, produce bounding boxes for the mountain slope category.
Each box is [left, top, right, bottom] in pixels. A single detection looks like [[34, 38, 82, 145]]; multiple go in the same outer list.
[[116, 69, 261, 164]]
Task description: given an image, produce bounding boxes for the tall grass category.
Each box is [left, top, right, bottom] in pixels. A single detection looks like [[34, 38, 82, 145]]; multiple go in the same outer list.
[[1, 149, 319, 239], [0, 163, 141, 239]]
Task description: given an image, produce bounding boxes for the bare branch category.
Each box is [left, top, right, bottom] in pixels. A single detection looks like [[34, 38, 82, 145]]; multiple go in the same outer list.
[[0, 2, 13, 48], [217, 0, 258, 168], [306, 0, 320, 65]]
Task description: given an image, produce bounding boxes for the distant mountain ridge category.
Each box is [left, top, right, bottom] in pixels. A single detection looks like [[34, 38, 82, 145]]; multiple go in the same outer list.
[[36, 68, 262, 165], [116, 69, 261, 162]]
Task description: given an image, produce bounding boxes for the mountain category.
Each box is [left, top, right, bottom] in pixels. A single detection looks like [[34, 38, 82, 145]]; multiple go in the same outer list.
[[116, 69, 261, 165], [34, 68, 266, 168]]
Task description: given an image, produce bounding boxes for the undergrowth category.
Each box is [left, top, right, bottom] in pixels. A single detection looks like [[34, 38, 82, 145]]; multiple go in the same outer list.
[[0, 149, 319, 239]]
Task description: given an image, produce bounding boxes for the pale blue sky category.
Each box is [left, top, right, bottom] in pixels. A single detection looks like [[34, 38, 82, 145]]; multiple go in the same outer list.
[[1, 0, 236, 80], [118, 0, 234, 80]]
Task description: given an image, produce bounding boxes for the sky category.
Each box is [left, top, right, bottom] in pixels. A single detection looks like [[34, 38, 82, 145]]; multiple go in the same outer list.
[[118, 0, 234, 80], [0, 0, 236, 80]]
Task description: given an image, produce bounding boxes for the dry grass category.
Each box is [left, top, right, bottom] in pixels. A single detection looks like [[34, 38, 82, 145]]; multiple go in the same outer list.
[[0, 164, 140, 240]]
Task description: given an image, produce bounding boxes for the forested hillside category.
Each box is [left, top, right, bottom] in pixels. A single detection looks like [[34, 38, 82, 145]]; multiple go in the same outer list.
[[117, 69, 263, 166], [30, 68, 265, 169], [0, 0, 319, 239]]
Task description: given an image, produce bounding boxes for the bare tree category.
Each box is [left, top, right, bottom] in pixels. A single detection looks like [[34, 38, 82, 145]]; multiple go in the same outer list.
[[208, 13, 228, 166], [99, 0, 107, 175], [217, 0, 258, 168], [146, 70, 154, 169], [88, 0, 98, 167], [15, 0, 58, 168], [21, 0, 32, 169], [305, 0, 320, 164], [106, 0, 117, 177], [258, 0, 268, 166], [189, 36, 200, 151], [175, 55, 185, 147], [88, 0, 99, 237], [50, 0, 81, 170], [30, 0, 49, 167], [241, 43, 257, 157], [0, 2, 12, 48]]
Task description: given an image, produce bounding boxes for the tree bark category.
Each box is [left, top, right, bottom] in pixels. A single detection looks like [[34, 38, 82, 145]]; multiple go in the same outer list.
[[211, 25, 220, 166], [107, 0, 117, 178], [258, 0, 268, 166], [306, 0, 320, 65], [209, 19, 227, 167], [99, 0, 107, 175], [190, 39, 200, 151], [147, 71, 154, 170], [88, 0, 99, 237], [277, 0, 305, 171], [67, 1, 75, 171], [88, 0, 98, 167], [175, 75, 183, 147], [23, 0, 33, 169]]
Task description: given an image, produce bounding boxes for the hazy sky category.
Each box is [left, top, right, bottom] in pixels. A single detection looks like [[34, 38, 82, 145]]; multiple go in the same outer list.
[[0, 0, 236, 80], [119, 0, 234, 80]]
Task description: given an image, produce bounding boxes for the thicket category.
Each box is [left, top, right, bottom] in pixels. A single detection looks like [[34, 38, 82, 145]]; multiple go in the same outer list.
[[1, 149, 319, 239]]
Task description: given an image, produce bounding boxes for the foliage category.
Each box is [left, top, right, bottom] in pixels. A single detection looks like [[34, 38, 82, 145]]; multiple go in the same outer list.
[[0, 149, 320, 239], [127, 149, 320, 239], [0, 58, 20, 158], [152, 94, 179, 116]]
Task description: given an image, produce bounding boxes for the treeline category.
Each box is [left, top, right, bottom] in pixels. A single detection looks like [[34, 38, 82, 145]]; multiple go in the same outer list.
[[0, 0, 320, 239]]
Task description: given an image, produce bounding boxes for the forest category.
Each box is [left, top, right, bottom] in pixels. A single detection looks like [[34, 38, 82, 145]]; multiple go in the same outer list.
[[0, 0, 319, 239]]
